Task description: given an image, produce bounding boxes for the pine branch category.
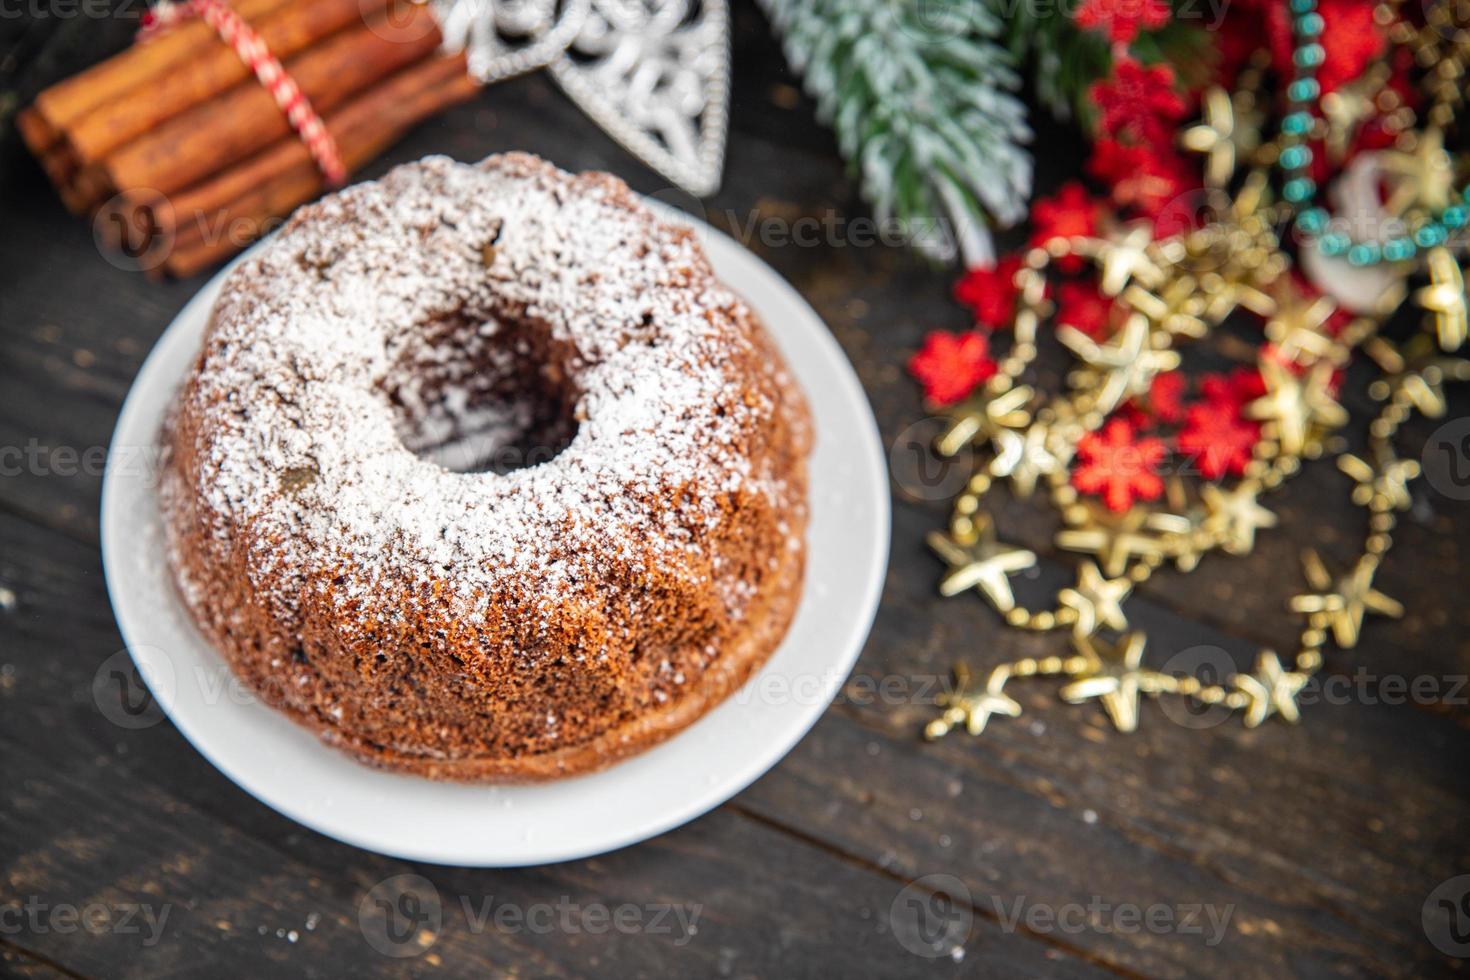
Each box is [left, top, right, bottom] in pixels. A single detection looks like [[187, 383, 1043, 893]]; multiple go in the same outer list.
[[1006, 6, 1214, 128], [760, 0, 1032, 267], [1004, 3, 1111, 125]]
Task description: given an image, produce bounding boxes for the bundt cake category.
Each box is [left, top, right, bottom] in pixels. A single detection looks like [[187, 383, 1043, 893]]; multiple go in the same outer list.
[[159, 153, 812, 781]]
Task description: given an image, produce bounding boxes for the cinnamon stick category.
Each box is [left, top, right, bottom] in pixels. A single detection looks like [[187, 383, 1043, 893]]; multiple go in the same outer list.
[[105, 5, 443, 197], [16, 107, 57, 155], [45, 153, 113, 217], [32, 0, 293, 132], [158, 54, 475, 277], [67, 0, 395, 164], [39, 144, 78, 188]]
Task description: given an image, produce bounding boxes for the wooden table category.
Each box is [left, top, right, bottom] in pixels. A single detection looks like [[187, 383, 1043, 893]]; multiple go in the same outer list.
[[3, 6, 1468, 977]]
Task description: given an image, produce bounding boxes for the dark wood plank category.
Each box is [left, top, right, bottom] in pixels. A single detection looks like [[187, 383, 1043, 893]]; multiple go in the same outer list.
[[0, 511, 1106, 979]]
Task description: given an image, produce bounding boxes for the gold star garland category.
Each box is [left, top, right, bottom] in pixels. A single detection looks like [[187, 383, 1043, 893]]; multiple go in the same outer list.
[[920, 8, 1470, 740], [917, 3, 1470, 739], [921, 168, 1465, 742]]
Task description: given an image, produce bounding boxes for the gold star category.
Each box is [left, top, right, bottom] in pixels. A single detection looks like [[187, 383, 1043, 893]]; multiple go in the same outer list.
[[1059, 313, 1182, 415], [1263, 283, 1344, 366], [1365, 333, 1470, 418], [1414, 246, 1468, 351], [1379, 127, 1457, 216], [1145, 479, 1210, 571], [1338, 453, 1420, 511], [924, 663, 1023, 739], [990, 423, 1068, 497], [935, 384, 1033, 458], [1060, 631, 1157, 733], [1197, 272, 1277, 325], [1180, 86, 1260, 186], [1319, 75, 1379, 162], [1289, 551, 1404, 648], [1058, 562, 1132, 636], [1095, 223, 1167, 296], [927, 519, 1037, 613], [1056, 506, 1171, 577], [1200, 481, 1277, 555], [1123, 275, 1208, 339], [1246, 359, 1348, 457], [1233, 651, 1309, 727]]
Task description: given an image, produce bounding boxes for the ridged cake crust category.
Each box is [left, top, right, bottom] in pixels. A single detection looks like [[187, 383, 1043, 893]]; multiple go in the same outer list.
[[159, 153, 812, 781]]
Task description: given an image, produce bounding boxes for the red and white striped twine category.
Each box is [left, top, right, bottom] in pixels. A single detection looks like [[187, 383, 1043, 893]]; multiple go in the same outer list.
[[138, 0, 347, 187]]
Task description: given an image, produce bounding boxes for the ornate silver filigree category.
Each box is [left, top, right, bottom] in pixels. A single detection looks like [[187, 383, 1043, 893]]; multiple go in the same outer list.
[[549, 0, 729, 197], [434, 0, 590, 83], [432, 0, 729, 196]]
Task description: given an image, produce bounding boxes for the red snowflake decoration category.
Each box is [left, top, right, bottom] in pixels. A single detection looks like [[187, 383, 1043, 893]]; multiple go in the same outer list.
[[953, 256, 1024, 330], [1031, 182, 1103, 272], [1200, 367, 1267, 409], [1147, 372, 1188, 424], [1089, 60, 1188, 148], [1072, 419, 1167, 512], [1177, 401, 1260, 479], [908, 330, 998, 405], [1056, 281, 1115, 340], [1113, 372, 1184, 431], [1074, 0, 1171, 44], [1088, 138, 1195, 219]]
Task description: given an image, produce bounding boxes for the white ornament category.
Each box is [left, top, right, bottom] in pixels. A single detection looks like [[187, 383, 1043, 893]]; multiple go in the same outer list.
[[1301, 153, 1405, 313], [432, 0, 730, 196]]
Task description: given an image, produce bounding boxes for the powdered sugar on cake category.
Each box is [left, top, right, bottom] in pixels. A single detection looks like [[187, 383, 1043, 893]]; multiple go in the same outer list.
[[162, 154, 796, 630]]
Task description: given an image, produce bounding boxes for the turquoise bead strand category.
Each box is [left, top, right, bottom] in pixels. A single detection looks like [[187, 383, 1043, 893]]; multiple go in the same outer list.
[[1279, 0, 1466, 265]]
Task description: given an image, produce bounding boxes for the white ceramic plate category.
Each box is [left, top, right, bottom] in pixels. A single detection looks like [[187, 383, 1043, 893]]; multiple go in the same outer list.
[[101, 205, 889, 867]]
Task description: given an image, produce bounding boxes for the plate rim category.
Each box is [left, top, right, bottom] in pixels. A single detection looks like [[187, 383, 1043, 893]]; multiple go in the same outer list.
[[100, 202, 890, 867]]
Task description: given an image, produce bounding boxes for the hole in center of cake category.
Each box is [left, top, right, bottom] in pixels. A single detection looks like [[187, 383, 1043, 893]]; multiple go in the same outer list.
[[383, 314, 580, 474]]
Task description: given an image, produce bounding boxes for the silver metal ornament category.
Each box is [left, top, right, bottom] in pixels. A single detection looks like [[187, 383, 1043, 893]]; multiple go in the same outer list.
[[432, 0, 730, 196], [435, 0, 590, 82]]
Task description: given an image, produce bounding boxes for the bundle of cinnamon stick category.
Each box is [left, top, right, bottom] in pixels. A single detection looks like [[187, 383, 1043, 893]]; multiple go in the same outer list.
[[18, 0, 477, 277]]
